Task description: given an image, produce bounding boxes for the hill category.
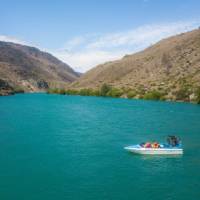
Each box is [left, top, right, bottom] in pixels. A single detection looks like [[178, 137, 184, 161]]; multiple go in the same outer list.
[[71, 29, 200, 102], [0, 41, 79, 95]]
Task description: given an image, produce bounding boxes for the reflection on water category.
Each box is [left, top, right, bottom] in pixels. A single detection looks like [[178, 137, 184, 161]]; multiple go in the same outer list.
[[129, 153, 183, 159]]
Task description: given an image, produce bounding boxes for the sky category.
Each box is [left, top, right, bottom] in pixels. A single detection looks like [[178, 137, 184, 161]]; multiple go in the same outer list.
[[0, 0, 200, 72]]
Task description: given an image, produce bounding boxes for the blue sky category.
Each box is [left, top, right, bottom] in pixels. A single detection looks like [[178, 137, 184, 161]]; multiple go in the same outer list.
[[1, 0, 200, 72]]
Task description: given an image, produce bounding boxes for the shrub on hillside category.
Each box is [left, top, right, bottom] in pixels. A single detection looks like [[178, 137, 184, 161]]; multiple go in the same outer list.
[[47, 88, 69, 95], [127, 90, 137, 99], [13, 86, 24, 93], [143, 90, 163, 100], [174, 87, 190, 101], [79, 89, 91, 96], [91, 89, 100, 96], [195, 87, 200, 104], [100, 83, 111, 96], [65, 89, 79, 95], [107, 88, 123, 97], [59, 88, 66, 95], [47, 88, 60, 94], [78, 88, 100, 96]]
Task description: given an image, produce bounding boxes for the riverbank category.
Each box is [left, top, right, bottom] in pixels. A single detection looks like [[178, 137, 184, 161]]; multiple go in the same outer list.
[[47, 84, 200, 104], [0, 89, 24, 96], [2, 83, 200, 104]]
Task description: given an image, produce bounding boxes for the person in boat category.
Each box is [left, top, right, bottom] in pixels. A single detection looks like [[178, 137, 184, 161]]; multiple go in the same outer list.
[[167, 136, 181, 147], [151, 142, 160, 148], [143, 142, 151, 148], [140, 142, 145, 147], [141, 141, 160, 148]]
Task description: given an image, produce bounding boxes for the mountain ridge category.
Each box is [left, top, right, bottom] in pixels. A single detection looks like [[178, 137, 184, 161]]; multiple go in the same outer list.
[[0, 41, 80, 95], [69, 28, 200, 102]]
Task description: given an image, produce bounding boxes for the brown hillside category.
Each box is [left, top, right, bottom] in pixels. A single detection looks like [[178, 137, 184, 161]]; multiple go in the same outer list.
[[72, 29, 200, 100], [0, 41, 80, 95]]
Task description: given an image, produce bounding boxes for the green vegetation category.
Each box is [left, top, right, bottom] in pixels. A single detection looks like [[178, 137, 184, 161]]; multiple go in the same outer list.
[[46, 84, 200, 104], [47, 87, 100, 96], [13, 86, 25, 94], [127, 90, 136, 99], [47, 88, 65, 94], [65, 89, 79, 95], [79, 88, 100, 96], [100, 83, 111, 96], [195, 87, 200, 104], [59, 88, 66, 95], [143, 90, 164, 100], [79, 89, 92, 96], [106, 88, 123, 97], [174, 87, 190, 101], [47, 84, 123, 98], [47, 87, 165, 101]]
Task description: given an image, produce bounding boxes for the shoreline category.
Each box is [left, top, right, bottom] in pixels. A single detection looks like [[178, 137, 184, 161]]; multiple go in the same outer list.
[[46, 84, 200, 105], [47, 92, 200, 105], [1, 90, 199, 105]]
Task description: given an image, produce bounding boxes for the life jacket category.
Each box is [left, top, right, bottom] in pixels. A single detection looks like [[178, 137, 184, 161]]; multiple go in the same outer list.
[[152, 143, 160, 148], [144, 142, 151, 148]]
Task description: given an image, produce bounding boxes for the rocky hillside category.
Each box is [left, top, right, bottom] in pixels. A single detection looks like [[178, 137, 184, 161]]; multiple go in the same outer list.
[[0, 41, 79, 95], [71, 29, 200, 101]]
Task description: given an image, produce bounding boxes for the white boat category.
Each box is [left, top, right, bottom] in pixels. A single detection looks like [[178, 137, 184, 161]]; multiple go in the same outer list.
[[124, 145, 183, 155], [124, 136, 183, 155]]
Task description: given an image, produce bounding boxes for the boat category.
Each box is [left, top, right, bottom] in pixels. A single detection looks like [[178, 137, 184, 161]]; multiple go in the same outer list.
[[124, 136, 183, 155]]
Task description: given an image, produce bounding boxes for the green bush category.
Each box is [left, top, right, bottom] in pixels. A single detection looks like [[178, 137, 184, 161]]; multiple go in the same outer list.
[[47, 88, 59, 94], [137, 85, 146, 95], [138, 94, 144, 99], [47, 87, 101, 97], [90, 89, 100, 96], [59, 88, 66, 95], [195, 88, 200, 104], [46, 86, 170, 102], [174, 87, 190, 101], [107, 88, 123, 97], [127, 90, 136, 99], [100, 83, 111, 96], [13, 86, 24, 93], [79, 89, 90, 96], [65, 89, 79, 95], [160, 96, 166, 101], [143, 90, 163, 100], [48, 88, 66, 94]]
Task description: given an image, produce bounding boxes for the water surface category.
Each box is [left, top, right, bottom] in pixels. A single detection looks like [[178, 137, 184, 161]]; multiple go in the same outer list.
[[0, 93, 200, 200]]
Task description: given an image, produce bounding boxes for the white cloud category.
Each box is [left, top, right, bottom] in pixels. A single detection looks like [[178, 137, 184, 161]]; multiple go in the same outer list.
[[63, 36, 86, 50], [1, 20, 200, 73], [86, 21, 199, 50], [52, 20, 200, 72], [53, 49, 126, 72]]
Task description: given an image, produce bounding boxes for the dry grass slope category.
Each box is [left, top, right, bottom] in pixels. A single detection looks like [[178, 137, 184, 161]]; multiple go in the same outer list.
[[71, 29, 200, 101]]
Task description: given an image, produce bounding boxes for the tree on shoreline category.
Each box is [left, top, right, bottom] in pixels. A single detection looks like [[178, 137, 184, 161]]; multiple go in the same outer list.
[[100, 84, 111, 96]]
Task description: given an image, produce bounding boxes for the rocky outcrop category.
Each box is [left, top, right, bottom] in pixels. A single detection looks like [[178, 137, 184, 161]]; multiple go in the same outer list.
[[0, 79, 14, 95]]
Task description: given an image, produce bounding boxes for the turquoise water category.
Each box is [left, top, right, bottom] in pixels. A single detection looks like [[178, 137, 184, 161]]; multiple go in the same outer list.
[[0, 93, 200, 200]]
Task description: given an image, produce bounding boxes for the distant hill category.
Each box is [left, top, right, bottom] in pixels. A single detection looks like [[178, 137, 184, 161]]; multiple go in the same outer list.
[[71, 28, 200, 101], [0, 41, 80, 95]]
